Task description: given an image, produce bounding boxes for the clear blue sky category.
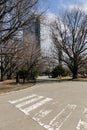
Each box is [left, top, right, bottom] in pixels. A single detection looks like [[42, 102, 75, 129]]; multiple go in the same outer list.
[[40, 0, 87, 15]]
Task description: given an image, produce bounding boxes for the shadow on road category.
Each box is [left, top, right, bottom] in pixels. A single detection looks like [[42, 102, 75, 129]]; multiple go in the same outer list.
[[36, 76, 63, 84], [36, 76, 87, 84]]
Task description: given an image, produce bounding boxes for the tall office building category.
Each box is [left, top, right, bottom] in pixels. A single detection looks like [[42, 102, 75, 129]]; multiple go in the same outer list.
[[23, 15, 40, 46]]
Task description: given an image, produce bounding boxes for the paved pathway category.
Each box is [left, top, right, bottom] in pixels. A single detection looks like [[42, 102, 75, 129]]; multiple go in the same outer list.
[[0, 79, 87, 130]]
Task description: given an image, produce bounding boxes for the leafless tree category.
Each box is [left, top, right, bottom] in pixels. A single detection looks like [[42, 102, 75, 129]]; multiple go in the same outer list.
[[0, 38, 23, 80], [0, 0, 42, 81], [0, 0, 39, 43], [22, 35, 41, 73], [78, 57, 87, 77], [51, 9, 87, 79], [0, 34, 41, 81]]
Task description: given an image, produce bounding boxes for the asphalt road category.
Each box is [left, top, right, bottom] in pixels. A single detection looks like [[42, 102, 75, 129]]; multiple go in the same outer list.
[[0, 79, 87, 130]]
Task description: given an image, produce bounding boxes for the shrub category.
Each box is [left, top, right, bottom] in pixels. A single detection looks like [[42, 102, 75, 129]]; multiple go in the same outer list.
[[52, 65, 68, 78], [29, 68, 39, 80], [16, 66, 39, 83]]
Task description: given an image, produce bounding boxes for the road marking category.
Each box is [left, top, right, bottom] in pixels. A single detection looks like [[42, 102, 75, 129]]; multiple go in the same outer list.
[[48, 104, 76, 130], [19, 98, 53, 115], [84, 108, 87, 113], [16, 96, 44, 108], [52, 101, 58, 105], [76, 119, 87, 130], [76, 108, 87, 129], [84, 108, 87, 119], [42, 104, 77, 130], [8, 94, 37, 104], [8, 95, 77, 130], [33, 109, 52, 122]]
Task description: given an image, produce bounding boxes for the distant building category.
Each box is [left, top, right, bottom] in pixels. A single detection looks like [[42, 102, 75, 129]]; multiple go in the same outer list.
[[23, 15, 40, 47]]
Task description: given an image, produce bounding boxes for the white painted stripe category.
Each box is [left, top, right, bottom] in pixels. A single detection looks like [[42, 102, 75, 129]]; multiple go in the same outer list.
[[49, 104, 76, 125], [84, 108, 87, 113], [55, 112, 72, 130], [38, 121, 44, 126], [8, 94, 37, 104], [44, 125, 51, 129], [76, 119, 87, 130], [33, 109, 52, 121], [48, 128, 53, 130], [20, 98, 52, 115], [50, 104, 76, 130], [83, 108, 87, 119], [42, 104, 77, 130], [16, 96, 44, 108]]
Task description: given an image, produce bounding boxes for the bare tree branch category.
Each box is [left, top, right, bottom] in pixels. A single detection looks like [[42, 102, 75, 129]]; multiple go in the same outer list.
[[51, 8, 87, 79]]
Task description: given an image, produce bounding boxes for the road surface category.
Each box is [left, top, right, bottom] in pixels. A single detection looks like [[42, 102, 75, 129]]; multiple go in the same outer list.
[[0, 79, 87, 130]]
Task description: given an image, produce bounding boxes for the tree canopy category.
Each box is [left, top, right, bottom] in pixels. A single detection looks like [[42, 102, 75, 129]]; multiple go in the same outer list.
[[0, 0, 39, 43], [51, 9, 87, 79]]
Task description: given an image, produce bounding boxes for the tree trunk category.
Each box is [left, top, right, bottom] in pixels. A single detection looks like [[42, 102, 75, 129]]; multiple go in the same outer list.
[[72, 67, 78, 79], [1, 66, 4, 81], [1, 56, 4, 81], [16, 74, 19, 83]]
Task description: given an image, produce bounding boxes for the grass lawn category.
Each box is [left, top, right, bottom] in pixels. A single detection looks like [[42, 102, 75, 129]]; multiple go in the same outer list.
[[0, 80, 35, 94], [61, 76, 87, 81]]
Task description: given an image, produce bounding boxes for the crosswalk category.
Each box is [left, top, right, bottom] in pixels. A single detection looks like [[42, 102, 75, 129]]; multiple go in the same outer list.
[[76, 108, 87, 130], [16, 96, 44, 108], [9, 94, 37, 104], [8, 94, 77, 130], [19, 98, 52, 115], [9, 94, 53, 115]]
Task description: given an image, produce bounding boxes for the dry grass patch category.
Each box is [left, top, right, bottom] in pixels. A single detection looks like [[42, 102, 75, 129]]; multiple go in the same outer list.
[[0, 80, 35, 94]]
